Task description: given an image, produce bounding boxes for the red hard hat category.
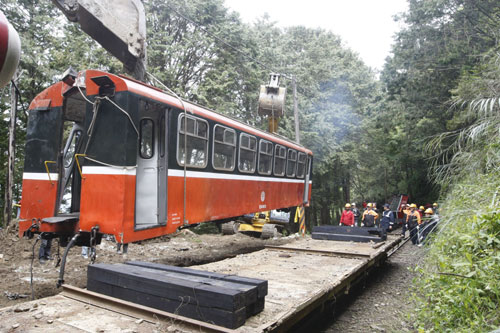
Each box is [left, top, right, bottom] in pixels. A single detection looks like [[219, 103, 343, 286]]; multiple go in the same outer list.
[[0, 10, 21, 88]]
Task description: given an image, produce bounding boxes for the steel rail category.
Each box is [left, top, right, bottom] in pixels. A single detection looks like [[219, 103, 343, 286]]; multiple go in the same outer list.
[[265, 245, 372, 258]]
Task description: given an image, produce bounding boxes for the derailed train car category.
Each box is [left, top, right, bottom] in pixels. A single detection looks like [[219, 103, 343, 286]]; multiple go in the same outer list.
[[19, 70, 313, 248]]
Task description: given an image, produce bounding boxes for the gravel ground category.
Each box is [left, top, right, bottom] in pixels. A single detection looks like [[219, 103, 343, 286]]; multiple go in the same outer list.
[[318, 239, 425, 332]]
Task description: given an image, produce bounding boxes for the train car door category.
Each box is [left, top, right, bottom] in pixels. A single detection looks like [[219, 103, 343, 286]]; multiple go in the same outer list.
[[157, 112, 168, 223], [135, 101, 167, 228], [303, 155, 312, 204]]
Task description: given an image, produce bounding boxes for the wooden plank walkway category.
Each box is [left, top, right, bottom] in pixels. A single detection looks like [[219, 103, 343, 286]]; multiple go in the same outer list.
[[0, 234, 402, 333], [193, 234, 402, 332]]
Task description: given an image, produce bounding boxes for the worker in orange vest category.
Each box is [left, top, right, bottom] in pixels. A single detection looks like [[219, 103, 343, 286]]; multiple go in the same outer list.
[[407, 203, 422, 245], [361, 203, 379, 227], [339, 203, 355, 227]]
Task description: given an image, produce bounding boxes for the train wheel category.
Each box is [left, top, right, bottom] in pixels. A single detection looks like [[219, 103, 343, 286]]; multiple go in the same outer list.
[[261, 223, 278, 239], [221, 221, 239, 235]]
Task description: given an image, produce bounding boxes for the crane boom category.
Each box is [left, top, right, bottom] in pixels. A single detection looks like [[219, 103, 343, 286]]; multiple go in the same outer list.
[[52, 0, 147, 80]]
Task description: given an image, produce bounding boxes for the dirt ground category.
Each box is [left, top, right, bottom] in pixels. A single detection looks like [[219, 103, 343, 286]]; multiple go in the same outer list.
[[0, 222, 424, 332], [318, 239, 425, 332], [0, 222, 293, 309]]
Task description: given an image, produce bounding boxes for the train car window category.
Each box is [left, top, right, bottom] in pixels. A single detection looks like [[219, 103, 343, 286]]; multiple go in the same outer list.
[[159, 114, 165, 157], [274, 145, 286, 176], [296, 152, 307, 178], [177, 114, 209, 168], [213, 125, 236, 171], [238, 133, 257, 173], [140, 118, 154, 159], [258, 140, 273, 175], [286, 149, 297, 177]]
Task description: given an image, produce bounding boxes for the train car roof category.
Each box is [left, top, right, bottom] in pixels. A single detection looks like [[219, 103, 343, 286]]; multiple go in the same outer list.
[[83, 70, 312, 155]]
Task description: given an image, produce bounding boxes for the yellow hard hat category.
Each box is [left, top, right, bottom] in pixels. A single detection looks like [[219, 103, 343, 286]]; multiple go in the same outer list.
[[419, 206, 425, 210], [410, 203, 417, 208], [345, 203, 351, 208], [433, 203, 438, 207], [425, 208, 434, 214], [367, 203, 373, 208]]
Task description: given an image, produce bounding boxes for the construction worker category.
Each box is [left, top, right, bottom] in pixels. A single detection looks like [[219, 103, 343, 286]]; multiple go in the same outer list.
[[361, 203, 378, 227], [433, 203, 439, 215], [340, 203, 355, 227], [419, 208, 439, 246], [351, 203, 360, 227], [372, 203, 380, 227], [38, 234, 52, 264], [407, 203, 421, 245], [380, 204, 395, 232], [419, 205, 425, 217], [400, 204, 409, 237]]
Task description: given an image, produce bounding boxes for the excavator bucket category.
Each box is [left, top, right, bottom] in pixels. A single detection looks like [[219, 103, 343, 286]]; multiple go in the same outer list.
[[258, 73, 286, 118], [52, 0, 146, 79]]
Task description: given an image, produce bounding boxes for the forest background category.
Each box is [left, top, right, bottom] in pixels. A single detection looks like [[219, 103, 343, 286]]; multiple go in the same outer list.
[[0, 0, 498, 226], [0, 0, 499, 331]]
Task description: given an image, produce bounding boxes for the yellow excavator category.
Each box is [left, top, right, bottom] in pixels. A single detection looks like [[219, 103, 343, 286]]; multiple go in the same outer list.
[[221, 209, 297, 239]]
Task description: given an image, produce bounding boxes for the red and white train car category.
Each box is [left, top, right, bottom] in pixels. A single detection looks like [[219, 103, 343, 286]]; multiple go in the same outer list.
[[19, 70, 313, 247]]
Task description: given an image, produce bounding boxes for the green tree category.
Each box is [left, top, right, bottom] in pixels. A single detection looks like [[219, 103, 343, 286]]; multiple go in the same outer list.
[[378, 0, 500, 203]]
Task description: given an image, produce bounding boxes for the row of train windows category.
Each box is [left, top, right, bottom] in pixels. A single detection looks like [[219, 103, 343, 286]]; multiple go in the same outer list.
[[174, 114, 308, 178]]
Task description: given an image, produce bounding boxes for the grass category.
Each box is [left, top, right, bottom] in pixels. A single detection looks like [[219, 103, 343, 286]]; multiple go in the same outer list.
[[413, 172, 500, 332]]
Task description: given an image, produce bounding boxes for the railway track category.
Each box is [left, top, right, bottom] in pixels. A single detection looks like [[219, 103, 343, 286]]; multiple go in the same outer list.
[[0, 234, 404, 332]]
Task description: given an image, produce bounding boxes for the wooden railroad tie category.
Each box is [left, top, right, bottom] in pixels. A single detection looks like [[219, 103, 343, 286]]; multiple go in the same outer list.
[[87, 262, 267, 329], [312, 225, 387, 243]]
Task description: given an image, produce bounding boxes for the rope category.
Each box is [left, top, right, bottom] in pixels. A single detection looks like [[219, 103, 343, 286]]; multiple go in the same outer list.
[[164, 3, 287, 79], [74, 78, 139, 172], [75, 73, 94, 105], [83, 156, 136, 170], [102, 96, 139, 135]]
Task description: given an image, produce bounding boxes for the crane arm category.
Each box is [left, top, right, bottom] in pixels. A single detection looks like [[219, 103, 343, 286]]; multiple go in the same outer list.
[[52, 0, 147, 80]]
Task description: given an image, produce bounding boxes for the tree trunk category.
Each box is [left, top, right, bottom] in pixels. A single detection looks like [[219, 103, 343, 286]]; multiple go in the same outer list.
[[3, 76, 17, 227], [320, 205, 330, 225], [343, 170, 350, 203]]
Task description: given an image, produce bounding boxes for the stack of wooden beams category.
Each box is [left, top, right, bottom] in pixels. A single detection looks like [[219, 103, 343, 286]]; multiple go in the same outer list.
[[86, 261, 267, 329], [312, 225, 387, 243]]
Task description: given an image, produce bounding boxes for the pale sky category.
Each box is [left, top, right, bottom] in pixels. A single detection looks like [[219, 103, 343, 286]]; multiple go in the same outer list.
[[225, 0, 408, 71]]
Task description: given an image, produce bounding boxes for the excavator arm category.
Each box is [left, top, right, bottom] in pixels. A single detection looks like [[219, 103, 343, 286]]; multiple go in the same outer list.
[[52, 0, 147, 80]]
